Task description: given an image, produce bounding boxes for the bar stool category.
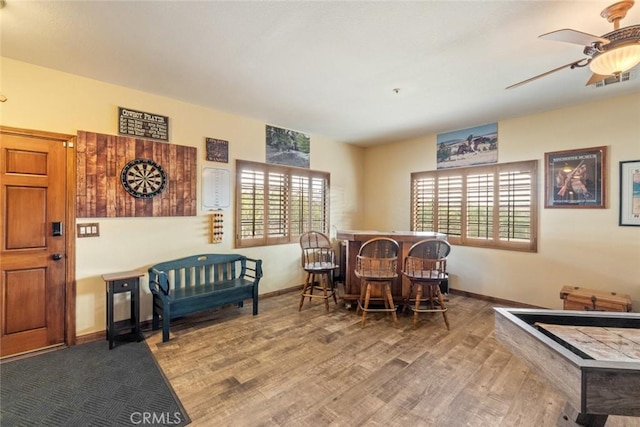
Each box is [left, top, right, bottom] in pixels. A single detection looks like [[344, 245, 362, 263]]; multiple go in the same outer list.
[[355, 237, 399, 327], [402, 238, 451, 329], [299, 231, 339, 311]]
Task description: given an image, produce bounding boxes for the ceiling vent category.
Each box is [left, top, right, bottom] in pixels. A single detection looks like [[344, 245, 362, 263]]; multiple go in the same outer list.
[[594, 71, 632, 87]]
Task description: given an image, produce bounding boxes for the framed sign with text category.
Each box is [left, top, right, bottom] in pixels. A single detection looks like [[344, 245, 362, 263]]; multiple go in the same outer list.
[[205, 137, 229, 163], [118, 107, 169, 141]]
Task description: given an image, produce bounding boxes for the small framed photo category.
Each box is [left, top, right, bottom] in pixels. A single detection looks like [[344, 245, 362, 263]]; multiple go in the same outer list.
[[544, 146, 607, 208], [619, 160, 640, 226], [205, 138, 229, 163]]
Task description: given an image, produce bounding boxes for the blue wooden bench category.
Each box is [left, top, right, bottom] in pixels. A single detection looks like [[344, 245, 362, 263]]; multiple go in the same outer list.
[[148, 254, 262, 342]]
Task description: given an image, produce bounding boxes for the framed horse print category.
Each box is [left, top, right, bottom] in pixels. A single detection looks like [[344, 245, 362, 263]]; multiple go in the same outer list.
[[436, 123, 498, 169], [544, 146, 607, 209]]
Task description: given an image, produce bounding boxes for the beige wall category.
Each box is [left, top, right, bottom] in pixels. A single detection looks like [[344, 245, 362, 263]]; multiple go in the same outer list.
[[1, 57, 364, 336], [363, 93, 640, 309], [2, 57, 639, 338]]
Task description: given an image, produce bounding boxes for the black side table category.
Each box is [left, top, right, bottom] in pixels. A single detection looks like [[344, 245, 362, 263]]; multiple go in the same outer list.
[[102, 270, 144, 349]]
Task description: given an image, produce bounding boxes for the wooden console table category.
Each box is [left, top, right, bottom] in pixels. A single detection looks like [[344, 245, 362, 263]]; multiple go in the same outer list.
[[336, 230, 447, 305], [102, 270, 144, 349]]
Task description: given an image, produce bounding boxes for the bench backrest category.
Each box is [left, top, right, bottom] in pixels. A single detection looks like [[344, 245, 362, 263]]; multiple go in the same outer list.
[[149, 254, 259, 293]]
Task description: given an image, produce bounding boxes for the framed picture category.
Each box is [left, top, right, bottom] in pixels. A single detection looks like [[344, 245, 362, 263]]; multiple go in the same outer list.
[[266, 125, 310, 168], [544, 146, 607, 208], [436, 123, 498, 169], [619, 160, 640, 226], [205, 137, 229, 163]]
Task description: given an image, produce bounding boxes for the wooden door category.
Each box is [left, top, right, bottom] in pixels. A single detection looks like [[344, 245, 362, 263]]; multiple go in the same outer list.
[[1, 128, 76, 357]]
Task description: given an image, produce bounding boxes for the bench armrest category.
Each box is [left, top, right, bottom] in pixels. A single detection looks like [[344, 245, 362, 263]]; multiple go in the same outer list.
[[149, 279, 169, 297], [243, 257, 263, 281], [148, 267, 170, 296]]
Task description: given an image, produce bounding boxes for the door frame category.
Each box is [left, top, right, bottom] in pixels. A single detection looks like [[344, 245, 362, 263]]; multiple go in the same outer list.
[[1, 125, 77, 348]]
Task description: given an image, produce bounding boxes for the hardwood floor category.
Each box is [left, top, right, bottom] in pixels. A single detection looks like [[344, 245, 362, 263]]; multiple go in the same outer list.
[[144, 292, 639, 427]]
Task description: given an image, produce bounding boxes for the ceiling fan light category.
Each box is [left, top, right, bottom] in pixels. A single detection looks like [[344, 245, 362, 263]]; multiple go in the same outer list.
[[589, 44, 640, 76]]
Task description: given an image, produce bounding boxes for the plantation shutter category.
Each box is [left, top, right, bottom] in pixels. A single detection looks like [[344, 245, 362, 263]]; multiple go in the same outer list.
[[411, 160, 537, 252], [236, 160, 330, 248], [238, 165, 266, 247], [437, 174, 463, 237], [267, 170, 289, 244], [466, 171, 494, 241], [412, 174, 436, 232], [497, 162, 536, 250], [310, 176, 328, 232], [290, 174, 309, 236]]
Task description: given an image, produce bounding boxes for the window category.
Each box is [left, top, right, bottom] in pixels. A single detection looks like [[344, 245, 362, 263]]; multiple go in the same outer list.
[[235, 160, 330, 248], [411, 160, 537, 252]]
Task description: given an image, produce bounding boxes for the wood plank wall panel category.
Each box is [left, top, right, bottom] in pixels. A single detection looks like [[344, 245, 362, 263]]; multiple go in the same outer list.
[[77, 131, 197, 217]]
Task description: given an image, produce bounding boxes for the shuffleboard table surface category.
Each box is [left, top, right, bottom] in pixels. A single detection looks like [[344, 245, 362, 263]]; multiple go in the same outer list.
[[535, 322, 640, 362]]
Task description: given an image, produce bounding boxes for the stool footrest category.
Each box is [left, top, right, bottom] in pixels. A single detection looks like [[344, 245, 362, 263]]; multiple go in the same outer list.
[[357, 301, 397, 313], [302, 292, 335, 299], [410, 307, 448, 313]]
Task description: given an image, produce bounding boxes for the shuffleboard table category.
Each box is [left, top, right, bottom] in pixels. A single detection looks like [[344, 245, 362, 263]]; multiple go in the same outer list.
[[494, 308, 640, 427]]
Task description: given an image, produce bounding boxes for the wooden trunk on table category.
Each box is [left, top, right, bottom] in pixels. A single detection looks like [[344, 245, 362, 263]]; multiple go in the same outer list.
[[336, 230, 447, 304]]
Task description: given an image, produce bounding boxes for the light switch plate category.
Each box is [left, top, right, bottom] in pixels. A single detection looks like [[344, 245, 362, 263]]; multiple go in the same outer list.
[[77, 223, 100, 237]]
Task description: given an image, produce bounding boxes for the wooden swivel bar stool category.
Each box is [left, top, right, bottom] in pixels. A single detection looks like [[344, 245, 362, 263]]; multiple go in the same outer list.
[[355, 237, 399, 327], [299, 231, 339, 311], [402, 238, 451, 329]]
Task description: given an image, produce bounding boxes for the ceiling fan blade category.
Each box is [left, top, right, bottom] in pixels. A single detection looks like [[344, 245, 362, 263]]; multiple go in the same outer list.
[[506, 59, 586, 90], [539, 29, 610, 46], [585, 73, 610, 86]]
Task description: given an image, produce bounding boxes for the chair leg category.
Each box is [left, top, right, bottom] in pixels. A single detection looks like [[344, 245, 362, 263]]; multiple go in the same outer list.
[[356, 279, 367, 316], [414, 285, 422, 328], [428, 286, 436, 312], [436, 287, 450, 330], [361, 283, 372, 327], [384, 283, 398, 325], [403, 284, 413, 315], [308, 273, 316, 300], [330, 275, 338, 305], [299, 273, 311, 311], [383, 287, 390, 311], [322, 274, 330, 312]]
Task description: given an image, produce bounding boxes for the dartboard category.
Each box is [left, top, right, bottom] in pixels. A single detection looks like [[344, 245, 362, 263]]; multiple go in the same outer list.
[[120, 158, 167, 198]]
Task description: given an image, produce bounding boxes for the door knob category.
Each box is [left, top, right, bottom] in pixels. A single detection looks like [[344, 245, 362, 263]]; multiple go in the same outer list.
[[52, 254, 63, 261]]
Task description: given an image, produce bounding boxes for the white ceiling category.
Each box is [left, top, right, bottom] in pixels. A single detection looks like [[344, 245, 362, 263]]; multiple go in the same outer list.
[[2, 1, 639, 146]]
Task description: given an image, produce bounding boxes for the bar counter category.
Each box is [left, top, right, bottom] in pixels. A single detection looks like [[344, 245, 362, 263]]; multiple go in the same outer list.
[[336, 230, 447, 304]]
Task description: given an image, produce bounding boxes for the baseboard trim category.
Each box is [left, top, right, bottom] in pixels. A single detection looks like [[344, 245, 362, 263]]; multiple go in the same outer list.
[[449, 288, 542, 309], [260, 285, 302, 298], [75, 330, 105, 345]]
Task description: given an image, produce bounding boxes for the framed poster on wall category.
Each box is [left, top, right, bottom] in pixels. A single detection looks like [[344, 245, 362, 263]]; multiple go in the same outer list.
[[544, 146, 607, 208]]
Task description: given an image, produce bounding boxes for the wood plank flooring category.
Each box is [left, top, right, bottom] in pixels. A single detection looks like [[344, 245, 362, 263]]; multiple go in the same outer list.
[[144, 292, 640, 427]]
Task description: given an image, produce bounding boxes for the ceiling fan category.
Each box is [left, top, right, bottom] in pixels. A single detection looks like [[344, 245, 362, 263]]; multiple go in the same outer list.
[[507, 0, 640, 89]]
